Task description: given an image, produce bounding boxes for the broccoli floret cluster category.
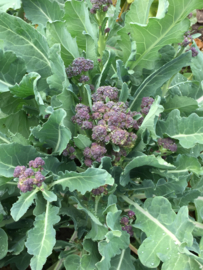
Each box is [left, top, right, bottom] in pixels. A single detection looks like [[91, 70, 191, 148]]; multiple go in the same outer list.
[[63, 144, 76, 159], [90, 0, 112, 14], [71, 86, 155, 166], [158, 137, 177, 153], [13, 157, 45, 193], [84, 143, 107, 166], [120, 210, 135, 236], [66, 57, 94, 82], [91, 185, 107, 196], [179, 31, 198, 57]]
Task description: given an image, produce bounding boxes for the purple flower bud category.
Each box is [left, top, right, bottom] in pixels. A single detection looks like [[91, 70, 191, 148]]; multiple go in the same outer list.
[[82, 121, 93, 129], [128, 211, 135, 218], [122, 225, 133, 236], [84, 158, 92, 167], [120, 217, 129, 225], [35, 171, 45, 182], [89, 84, 95, 91], [13, 166, 26, 177], [104, 27, 110, 33], [103, 5, 108, 12], [92, 86, 119, 102], [24, 168, 34, 177], [111, 128, 129, 146], [190, 47, 198, 57], [92, 186, 105, 195], [79, 75, 89, 83], [158, 137, 177, 152], [92, 125, 107, 141]]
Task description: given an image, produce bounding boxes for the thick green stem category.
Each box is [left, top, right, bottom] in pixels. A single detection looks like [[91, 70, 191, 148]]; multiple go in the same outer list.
[[97, 11, 107, 65]]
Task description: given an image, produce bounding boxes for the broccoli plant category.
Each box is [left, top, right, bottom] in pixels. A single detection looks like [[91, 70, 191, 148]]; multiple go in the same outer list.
[[0, 0, 203, 270]]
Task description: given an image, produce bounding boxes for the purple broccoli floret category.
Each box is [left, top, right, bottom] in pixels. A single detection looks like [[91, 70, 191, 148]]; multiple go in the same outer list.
[[190, 47, 198, 57], [79, 75, 89, 83], [63, 144, 76, 159], [92, 186, 105, 196], [128, 210, 135, 218], [120, 217, 129, 225], [90, 0, 112, 14], [66, 57, 94, 79], [141, 97, 154, 115], [24, 168, 34, 177], [111, 128, 129, 146], [92, 86, 119, 102], [13, 166, 26, 177], [29, 157, 45, 169], [122, 225, 134, 237], [158, 137, 177, 152], [83, 143, 107, 166], [92, 125, 107, 141]]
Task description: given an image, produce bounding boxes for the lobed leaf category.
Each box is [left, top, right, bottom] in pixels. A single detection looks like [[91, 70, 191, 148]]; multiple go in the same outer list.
[[0, 228, 8, 260]]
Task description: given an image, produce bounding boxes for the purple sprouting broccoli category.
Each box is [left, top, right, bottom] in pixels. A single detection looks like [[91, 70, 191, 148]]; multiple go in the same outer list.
[[72, 104, 92, 129], [189, 47, 199, 57], [84, 143, 107, 166], [122, 225, 134, 237], [179, 31, 193, 47], [158, 137, 177, 153], [92, 125, 108, 142], [120, 217, 129, 225], [63, 144, 76, 159], [111, 128, 129, 146], [90, 0, 112, 14], [92, 186, 105, 196], [140, 97, 154, 115], [104, 27, 110, 33], [14, 158, 45, 193], [66, 57, 94, 79], [89, 84, 95, 91], [79, 75, 89, 83], [128, 210, 135, 218], [92, 86, 119, 102]]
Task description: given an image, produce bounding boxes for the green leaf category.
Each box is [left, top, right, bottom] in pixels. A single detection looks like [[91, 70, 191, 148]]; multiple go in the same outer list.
[[46, 21, 80, 67], [9, 72, 40, 98], [0, 92, 25, 114], [157, 110, 203, 148], [52, 168, 114, 194], [130, 52, 191, 111], [64, 255, 81, 270], [11, 189, 38, 221], [0, 132, 10, 144], [119, 82, 129, 103], [168, 73, 202, 100], [23, 0, 64, 26], [120, 155, 175, 186], [122, 195, 203, 269], [81, 239, 101, 270], [0, 13, 51, 87], [126, 0, 203, 70], [0, 0, 21, 12], [33, 192, 46, 216], [26, 203, 60, 270], [47, 44, 70, 95], [194, 197, 203, 223], [73, 134, 92, 150], [63, 0, 97, 51], [163, 95, 199, 116], [0, 50, 26, 93], [110, 248, 135, 270], [137, 96, 164, 140], [191, 44, 203, 83], [0, 228, 8, 260], [31, 108, 71, 154], [42, 189, 57, 202], [96, 231, 130, 270], [156, 0, 169, 19]]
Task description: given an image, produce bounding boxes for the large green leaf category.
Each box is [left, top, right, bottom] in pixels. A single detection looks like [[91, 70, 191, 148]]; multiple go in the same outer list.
[[11, 189, 38, 221], [81, 239, 101, 270], [157, 110, 203, 148], [163, 95, 198, 116], [129, 52, 191, 111], [9, 72, 40, 98], [110, 248, 135, 270], [96, 231, 130, 270], [0, 92, 25, 114], [31, 108, 71, 154], [51, 168, 114, 194], [23, 0, 64, 26], [120, 155, 175, 186], [122, 195, 203, 269], [0, 13, 52, 87], [0, 0, 21, 12], [0, 228, 8, 260], [47, 44, 70, 95], [73, 134, 92, 150], [156, 0, 169, 19], [26, 203, 60, 270], [0, 50, 26, 93], [46, 21, 80, 67], [120, 0, 203, 69], [63, 0, 97, 51], [137, 96, 164, 140]]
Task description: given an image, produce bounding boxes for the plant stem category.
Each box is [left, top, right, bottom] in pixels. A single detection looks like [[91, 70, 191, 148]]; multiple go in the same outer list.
[[53, 231, 78, 270], [95, 195, 101, 216], [97, 11, 106, 64], [129, 243, 138, 255]]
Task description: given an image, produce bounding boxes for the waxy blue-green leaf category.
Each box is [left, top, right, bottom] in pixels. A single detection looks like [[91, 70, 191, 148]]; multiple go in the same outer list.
[[52, 168, 114, 194], [0, 50, 26, 93], [73, 134, 92, 150], [163, 95, 199, 116], [96, 231, 130, 270], [46, 21, 80, 67], [0, 0, 21, 12], [137, 96, 164, 140], [157, 110, 203, 148], [63, 0, 97, 51], [0, 228, 8, 260], [31, 108, 71, 154], [0, 132, 10, 145], [42, 189, 57, 202], [71, 196, 108, 241], [9, 72, 40, 99], [120, 154, 175, 186], [11, 189, 38, 221], [47, 44, 70, 95], [81, 239, 101, 270], [194, 197, 203, 223], [26, 203, 60, 270], [156, 0, 169, 19], [122, 195, 203, 270], [0, 13, 52, 87], [127, 0, 203, 70], [110, 248, 135, 270], [130, 52, 191, 111], [23, 0, 64, 26]]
